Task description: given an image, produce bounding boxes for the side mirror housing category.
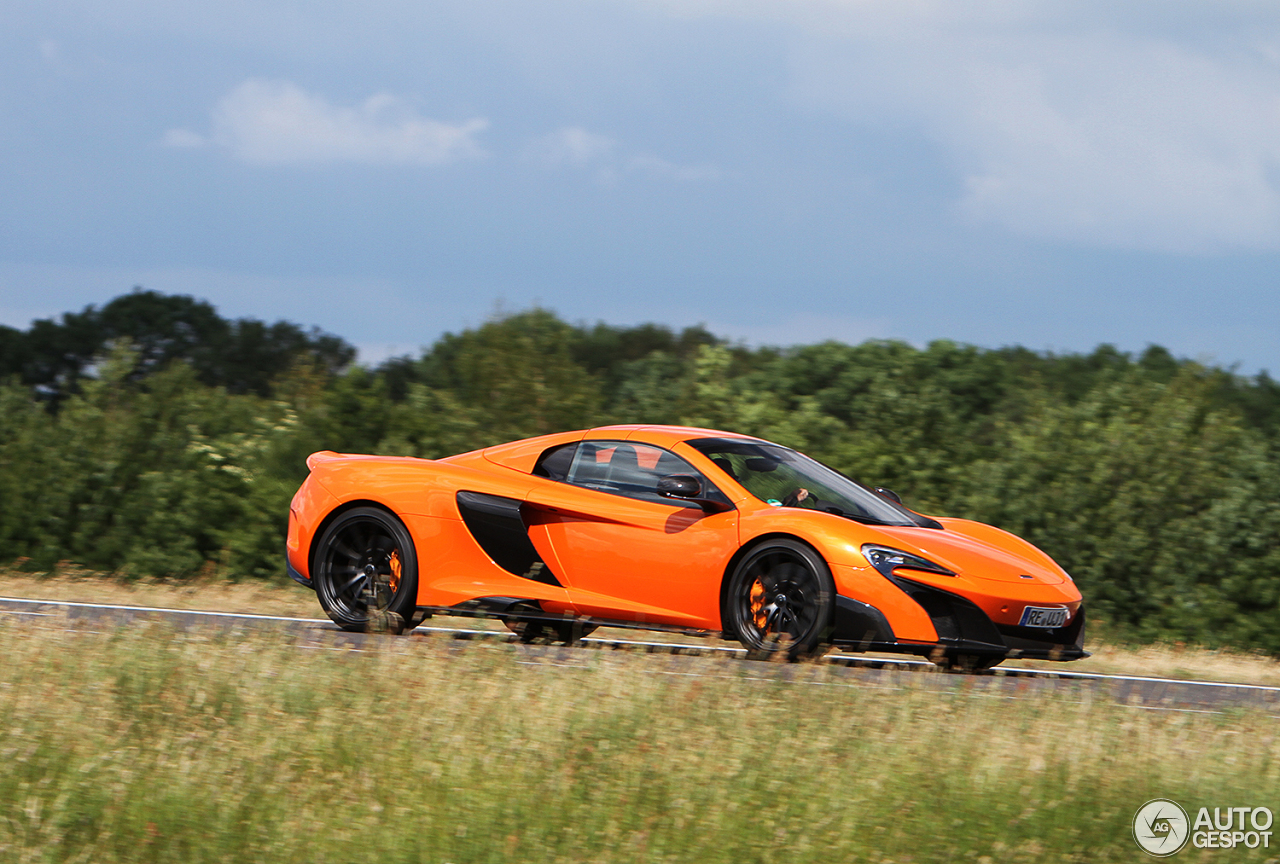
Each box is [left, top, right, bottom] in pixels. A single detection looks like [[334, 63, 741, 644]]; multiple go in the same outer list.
[[657, 474, 702, 498], [657, 474, 732, 513]]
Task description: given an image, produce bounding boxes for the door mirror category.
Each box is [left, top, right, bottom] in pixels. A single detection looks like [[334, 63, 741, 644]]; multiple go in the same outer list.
[[657, 474, 702, 498], [657, 474, 732, 513], [874, 486, 902, 504]]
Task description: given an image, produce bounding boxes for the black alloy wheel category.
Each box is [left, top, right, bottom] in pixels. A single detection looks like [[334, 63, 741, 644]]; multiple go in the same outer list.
[[313, 507, 419, 633], [725, 539, 834, 661]]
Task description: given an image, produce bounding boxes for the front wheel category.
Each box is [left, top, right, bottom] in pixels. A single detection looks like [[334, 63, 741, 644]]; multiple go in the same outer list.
[[724, 540, 834, 661], [313, 507, 419, 633]]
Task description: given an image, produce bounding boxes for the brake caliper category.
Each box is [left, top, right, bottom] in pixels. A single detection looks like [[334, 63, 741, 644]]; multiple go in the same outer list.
[[388, 549, 402, 593], [749, 579, 768, 630]]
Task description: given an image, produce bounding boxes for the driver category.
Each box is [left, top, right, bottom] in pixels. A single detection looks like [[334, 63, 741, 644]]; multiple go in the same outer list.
[[781, 488, 811, 508]]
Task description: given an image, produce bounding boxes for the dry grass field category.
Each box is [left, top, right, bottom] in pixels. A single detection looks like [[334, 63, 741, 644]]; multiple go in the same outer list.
[[1, 613, 1278, 863], [0, 568, 320, 619], [3, 568, 1280, 686]]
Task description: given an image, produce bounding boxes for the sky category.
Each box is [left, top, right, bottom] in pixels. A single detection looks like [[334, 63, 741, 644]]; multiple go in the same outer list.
[[2, 0, 1279, 372]]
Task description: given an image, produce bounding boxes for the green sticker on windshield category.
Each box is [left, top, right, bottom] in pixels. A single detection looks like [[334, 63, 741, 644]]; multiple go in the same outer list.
[[766, 499, 782, 507]]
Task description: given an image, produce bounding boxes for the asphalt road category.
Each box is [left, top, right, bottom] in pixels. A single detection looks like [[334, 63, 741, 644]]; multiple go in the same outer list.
[[3, 595, 1278, 714]]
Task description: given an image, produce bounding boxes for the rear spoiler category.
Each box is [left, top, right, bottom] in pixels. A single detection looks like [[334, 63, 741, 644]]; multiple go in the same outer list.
[[306, 450, 345, 471], [305, 450, 432, 471]]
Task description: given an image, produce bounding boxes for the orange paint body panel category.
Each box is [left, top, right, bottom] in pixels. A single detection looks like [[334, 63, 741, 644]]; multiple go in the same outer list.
[[526, 478, 738, 627], [831, 565, 939, 643], [480, 430, 586, 474], [403, 514, 573, 611], [286, 475, 337, 580]]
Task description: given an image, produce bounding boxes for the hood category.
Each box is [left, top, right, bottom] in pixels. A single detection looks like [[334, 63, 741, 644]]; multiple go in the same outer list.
[[866, 521, 1067, 585]]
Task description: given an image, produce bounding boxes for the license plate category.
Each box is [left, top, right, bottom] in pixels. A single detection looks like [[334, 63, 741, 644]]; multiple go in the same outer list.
[[1019, 606, 1069, 628]]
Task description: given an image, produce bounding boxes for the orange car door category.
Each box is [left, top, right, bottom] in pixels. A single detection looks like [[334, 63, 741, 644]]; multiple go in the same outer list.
[[524, 441, 738, 629]]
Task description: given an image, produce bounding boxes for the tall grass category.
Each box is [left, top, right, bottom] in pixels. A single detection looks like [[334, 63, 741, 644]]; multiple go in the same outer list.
[[1, 619, 1276, 863]]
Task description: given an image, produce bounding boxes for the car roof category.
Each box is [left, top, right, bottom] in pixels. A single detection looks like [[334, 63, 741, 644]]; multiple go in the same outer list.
[[589, 424, 763, 445]]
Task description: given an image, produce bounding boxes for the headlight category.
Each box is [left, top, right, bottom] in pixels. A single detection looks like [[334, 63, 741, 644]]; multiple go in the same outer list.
[[861, 544, 955, 576]]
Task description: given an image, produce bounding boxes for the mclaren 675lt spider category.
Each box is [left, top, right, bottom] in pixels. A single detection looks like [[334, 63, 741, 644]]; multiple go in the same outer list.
[[286, 425, 1086, 668]]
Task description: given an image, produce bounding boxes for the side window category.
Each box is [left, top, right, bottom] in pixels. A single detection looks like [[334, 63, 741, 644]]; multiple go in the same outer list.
[[532, 443, 578, 481], [564, 440, 729, 507]]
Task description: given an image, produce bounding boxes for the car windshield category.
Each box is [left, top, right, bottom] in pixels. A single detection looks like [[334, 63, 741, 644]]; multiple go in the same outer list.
[[686, 438, 937, 528]]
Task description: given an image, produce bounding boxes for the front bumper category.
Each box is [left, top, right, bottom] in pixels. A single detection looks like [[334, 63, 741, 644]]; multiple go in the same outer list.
[[830, 578, 1088, 662]]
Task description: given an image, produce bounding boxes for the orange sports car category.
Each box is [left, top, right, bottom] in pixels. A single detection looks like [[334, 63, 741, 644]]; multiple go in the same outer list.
[[286, 425, 1086, 668]]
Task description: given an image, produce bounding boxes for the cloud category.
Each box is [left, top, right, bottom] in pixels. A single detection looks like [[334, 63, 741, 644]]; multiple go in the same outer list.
[[527, 125, 720, 184], [652, 0, 1280, 252], [165, 79, 487, 166], [625, 155, 721, 182], [529, 126, 616, 164], [161, 128, 205, 148]]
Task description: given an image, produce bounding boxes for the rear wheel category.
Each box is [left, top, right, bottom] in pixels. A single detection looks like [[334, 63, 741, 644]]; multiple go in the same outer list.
[[313, 507, 418, 633], [724, 540, 834, 661]]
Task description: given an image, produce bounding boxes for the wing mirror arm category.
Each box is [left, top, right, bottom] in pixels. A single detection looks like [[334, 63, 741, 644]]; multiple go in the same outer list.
[[656, 474, 733, 513], [874, 486, 902, 504]]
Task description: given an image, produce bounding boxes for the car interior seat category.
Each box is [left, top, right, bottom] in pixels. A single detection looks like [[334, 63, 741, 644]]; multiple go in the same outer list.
[[606, 445, 643, 486], [710, 456, 738, 480]]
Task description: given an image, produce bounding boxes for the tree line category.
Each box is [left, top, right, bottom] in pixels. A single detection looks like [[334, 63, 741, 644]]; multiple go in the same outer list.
[[2, 290, 1279, 652], [0, 289, 354, 403]]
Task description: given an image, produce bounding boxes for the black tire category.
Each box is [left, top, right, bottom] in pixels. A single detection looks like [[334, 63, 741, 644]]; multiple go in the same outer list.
[[313, 506, 419, 633], [502, 609, 598, 645], [724, 539, 834, 661], [931, 653, 1004, 672]]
